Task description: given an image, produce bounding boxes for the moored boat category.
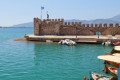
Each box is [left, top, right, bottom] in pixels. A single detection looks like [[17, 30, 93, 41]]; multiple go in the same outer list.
[[90, 72, 116, 80], [104, 53, 120, 67], [105, 64, 117, 76], [105, 60, 119, 68], [58, 39, 76, 46], [104, 46, 120, 67], [102, 40, 111, 46], [98, 55, 120, 80], [112, 42, 120, 46]]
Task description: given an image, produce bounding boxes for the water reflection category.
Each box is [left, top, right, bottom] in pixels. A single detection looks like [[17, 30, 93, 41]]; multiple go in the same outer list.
[[34, 43, 45, 66], [33, 43, 114, 79], [33, 43, 76, 66]]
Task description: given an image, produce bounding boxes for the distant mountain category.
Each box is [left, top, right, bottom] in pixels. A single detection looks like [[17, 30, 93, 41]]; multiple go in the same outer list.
[[84, 19, 119, 24], [12, 15, 120, 27], [109, 15, 120, 22], [12, 22, 33, 27]]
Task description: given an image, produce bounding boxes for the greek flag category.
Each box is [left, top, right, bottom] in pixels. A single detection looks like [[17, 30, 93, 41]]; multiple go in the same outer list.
[[41, 6, 44, 10]]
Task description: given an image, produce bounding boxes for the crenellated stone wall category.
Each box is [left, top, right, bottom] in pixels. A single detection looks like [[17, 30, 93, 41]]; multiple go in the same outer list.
[[34, 18, 120, 36]]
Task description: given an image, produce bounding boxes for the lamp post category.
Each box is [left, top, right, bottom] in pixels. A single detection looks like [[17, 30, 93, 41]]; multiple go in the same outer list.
[[76, 25, 77, 41], [98, 26, 100, 39]]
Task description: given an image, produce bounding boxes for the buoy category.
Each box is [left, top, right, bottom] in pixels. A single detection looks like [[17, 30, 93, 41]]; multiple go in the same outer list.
[[102, 69, 105, 71], [83, 76, 86, 80]]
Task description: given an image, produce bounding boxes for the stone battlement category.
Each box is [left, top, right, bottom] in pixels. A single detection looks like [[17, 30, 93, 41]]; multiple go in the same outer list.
[[34, 18, 120, 36]]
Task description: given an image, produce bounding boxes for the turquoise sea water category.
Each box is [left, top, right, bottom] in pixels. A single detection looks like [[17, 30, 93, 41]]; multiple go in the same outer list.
[[0, 28, 113, 80]]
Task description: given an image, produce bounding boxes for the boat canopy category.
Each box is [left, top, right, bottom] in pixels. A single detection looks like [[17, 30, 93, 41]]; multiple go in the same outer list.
[[114, 46, 120, 51], [98, 55, 120, 64]]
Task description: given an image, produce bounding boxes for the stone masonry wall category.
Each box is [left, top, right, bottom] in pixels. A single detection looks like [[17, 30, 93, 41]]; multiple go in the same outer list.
[[34, 18, 120, 35]]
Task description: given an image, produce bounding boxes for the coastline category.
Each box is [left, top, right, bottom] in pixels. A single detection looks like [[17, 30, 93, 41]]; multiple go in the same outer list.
[[0, 27, 33, 28], [14, 38, 28, 42], [16, 35, 120, 44], [13, 38, 58, 44]]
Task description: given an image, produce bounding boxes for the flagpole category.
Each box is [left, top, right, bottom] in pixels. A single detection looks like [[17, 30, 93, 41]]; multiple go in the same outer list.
[[47, 11, 48, 20], [41, 8, 42, 20]]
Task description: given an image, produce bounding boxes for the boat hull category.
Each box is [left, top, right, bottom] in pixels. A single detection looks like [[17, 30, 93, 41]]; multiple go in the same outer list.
[[105, 64, 118, 76], [112, 42, 120, 46], [104, 53, 119, 67], [90, 73, 113, 80], [105, 60, 119, 67]]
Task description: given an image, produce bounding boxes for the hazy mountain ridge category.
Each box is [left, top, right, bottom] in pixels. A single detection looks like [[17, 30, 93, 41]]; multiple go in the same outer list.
[[12, 22, 34, 27], [12, 15, 120, 27]]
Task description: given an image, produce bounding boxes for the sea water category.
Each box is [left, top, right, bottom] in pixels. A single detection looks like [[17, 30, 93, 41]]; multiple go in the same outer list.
[[0, 28, 113, 80]]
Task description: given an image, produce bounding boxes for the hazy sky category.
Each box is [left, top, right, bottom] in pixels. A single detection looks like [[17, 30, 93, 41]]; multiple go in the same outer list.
[[0, 0, 120, 26]]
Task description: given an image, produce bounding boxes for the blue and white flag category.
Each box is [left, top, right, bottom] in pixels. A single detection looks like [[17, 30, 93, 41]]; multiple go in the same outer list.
[[41, 6, 44, 10]]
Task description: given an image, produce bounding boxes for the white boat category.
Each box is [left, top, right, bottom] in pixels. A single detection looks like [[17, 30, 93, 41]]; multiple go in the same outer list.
[[114, 46, 120, 51], [90, 72, 113, 80], [58, 40, 65, 44], [102, 40, 111, 46], [46, 40, 53, 42], [58, 39, 76, 46]]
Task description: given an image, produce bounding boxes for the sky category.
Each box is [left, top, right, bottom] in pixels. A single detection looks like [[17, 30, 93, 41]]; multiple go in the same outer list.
[[0, 0, 120, 26]]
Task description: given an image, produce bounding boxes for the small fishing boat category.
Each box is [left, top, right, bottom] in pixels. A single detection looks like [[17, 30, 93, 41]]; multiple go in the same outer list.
[[90, 72, 115, 80], [104, 53, 120, 67], [98, 55, 120, 80], [104, 46, 120, 67], [58, 40, 65, 44], [109, 46, 120, 54], [46, 40, 53, 42], [58, 39, 76, 46], [87, 53, 118, 80], [105, 64, 117, 76], [112, 42, 120, 46], [102, 40, 111, 46], [105, 60, 119, 68], [114, 46, 120, 51]]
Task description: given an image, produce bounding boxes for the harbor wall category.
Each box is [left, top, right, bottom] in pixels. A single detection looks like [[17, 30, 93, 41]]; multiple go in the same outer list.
[[34, 18, 120, 36]]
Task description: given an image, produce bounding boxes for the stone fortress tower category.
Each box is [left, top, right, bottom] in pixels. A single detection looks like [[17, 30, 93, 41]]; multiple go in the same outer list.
[[34, 18, 120, 36]]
